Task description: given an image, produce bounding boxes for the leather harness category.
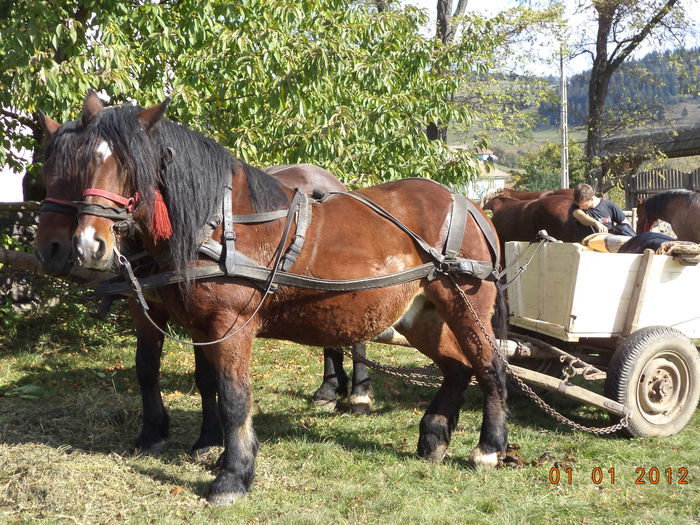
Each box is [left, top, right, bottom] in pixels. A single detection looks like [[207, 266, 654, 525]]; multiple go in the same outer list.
[[52, 179, 501, 303]]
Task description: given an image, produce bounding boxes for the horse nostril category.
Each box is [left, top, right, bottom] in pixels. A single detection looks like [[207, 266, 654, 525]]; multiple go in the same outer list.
[[49, 241, 64, 259]]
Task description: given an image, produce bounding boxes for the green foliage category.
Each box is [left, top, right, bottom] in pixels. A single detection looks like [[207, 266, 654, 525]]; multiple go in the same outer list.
[[513, 140, 585, 191], [0, 0, 523, 189]]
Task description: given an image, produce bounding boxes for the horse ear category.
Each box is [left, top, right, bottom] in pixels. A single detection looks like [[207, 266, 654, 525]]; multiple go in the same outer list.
[[137, 98, 171, 132], [82, 89, 104, 126], [38, 111, 61, 138]]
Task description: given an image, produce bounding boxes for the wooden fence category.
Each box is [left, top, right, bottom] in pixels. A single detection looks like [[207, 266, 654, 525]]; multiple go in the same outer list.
[[626, 168, 700, 208]]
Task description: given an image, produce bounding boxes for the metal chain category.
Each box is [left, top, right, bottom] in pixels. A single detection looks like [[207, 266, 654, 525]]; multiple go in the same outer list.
[[447, 274, 629, 435], [341, 348, 444, 388]]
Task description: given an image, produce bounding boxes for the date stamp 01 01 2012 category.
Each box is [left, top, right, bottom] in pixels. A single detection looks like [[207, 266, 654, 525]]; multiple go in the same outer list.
[[548, 467, 690, 485]]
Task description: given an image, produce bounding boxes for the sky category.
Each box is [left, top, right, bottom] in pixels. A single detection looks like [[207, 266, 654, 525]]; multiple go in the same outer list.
[[1, 0, 698, 201], [403, 0, 700, 75]]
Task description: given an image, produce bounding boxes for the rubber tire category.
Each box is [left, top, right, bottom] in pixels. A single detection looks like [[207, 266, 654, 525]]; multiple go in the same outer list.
[[605, 326, 700, 437]]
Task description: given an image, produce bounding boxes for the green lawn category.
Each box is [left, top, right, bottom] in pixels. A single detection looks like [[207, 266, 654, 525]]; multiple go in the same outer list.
[[1, 298, 698, 524]]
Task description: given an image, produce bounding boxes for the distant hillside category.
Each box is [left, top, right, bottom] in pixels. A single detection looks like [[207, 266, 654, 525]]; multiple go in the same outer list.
[[538, 47, 700, 128]]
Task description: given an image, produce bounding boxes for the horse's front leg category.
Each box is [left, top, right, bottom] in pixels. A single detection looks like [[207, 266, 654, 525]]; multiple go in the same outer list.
[[129, 300, 170, 456], [190, 347, 223, 459], [203, 330, 258, 505]]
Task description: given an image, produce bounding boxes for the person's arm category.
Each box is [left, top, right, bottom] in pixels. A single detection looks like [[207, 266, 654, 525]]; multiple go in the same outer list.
[[572, 209, 608, 233]]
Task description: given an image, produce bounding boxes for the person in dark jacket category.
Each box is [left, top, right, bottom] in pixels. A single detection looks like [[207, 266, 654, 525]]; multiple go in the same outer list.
[[572, 183, 636, 237]]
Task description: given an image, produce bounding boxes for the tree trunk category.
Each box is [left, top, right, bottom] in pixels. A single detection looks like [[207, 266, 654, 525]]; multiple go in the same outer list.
[[583, 0, 680, 191], [584, 5, 614, 191], [426, 1, 467, 143]]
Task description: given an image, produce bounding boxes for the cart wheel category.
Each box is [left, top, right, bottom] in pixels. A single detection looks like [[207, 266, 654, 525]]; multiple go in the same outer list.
[[605, 326, 700, 437]]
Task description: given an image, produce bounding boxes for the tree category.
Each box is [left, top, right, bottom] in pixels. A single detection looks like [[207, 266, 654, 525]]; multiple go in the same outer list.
[[1, 0, 508, 198], [514, 141, 585, 191], [573, 0, 690, 190]]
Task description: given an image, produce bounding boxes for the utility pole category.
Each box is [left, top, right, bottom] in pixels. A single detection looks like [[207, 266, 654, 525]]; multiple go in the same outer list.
[[560, 46, 569, 189]]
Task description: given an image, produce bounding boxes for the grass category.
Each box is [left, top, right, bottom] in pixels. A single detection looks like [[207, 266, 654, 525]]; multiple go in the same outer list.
[[1, 297, 699, 524]]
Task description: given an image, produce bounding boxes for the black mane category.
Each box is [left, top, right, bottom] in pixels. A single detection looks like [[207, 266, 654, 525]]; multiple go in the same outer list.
[[78, 104, 288, 275], [644, 189, 700, 217], [43, 119, 85, 193]]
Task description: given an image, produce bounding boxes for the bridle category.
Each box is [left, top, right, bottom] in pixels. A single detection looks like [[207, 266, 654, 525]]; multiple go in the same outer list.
[[40, 197, 78, 216]]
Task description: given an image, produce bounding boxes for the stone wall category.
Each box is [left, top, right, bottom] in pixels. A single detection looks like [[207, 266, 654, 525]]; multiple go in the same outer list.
[[0, 202, 43, 312]]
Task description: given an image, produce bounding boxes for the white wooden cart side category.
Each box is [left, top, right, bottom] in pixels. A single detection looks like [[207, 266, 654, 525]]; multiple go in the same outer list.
[[506, 241, 700, 342], [504, 241, 700, 437]]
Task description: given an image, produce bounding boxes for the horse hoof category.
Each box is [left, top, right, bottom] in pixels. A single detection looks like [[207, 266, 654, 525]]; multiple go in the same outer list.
[[133, 440, 165, 457], [312, 398, 337, 412], [348, 394, 372, 415], [207, 491, 245, 506], [424, 443, 448, 462], [350, 403, 371, 415], [191, 446, 214, 462], [468, 446, 499, 469]]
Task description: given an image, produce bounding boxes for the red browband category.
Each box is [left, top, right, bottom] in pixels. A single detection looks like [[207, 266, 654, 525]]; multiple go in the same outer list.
[[83, 188, 136, 213], [82, 188, 172, 241]]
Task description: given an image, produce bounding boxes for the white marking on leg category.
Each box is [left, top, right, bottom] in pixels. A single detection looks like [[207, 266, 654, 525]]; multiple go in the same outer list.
[[348, 394, 372, 406], [469, 446, 499, 469]]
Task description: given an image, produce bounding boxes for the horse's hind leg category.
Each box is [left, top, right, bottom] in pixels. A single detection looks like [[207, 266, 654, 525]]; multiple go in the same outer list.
[[426, 277, 508, 467], [130, 300, 169, 456], [348, 343, 373, 415], [190, 347, 223, 459], [393, 296, 472, 462]]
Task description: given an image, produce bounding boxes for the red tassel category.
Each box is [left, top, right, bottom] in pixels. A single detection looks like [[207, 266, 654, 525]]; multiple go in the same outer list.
[[151, 190, 173, 241]]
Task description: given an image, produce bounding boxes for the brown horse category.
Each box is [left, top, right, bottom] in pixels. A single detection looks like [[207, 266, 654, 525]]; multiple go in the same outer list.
[[483, 193, 581, 257], [65, 93, 506, 504], [481, 187, 573, 206], [34, 115, 372, 458], [636, 189, 700, 242]]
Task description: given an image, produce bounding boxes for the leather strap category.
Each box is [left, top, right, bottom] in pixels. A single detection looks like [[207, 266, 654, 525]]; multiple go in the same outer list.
[[41, 198, 78, 215], [444, 193, 468, 259], [280, 192, 310, 272], [222, 186, 236, 275], [463, 197, 500, 264], [336, 192, 443, 262], [83, 188, 136, 212], [233, 209, 289, 223]]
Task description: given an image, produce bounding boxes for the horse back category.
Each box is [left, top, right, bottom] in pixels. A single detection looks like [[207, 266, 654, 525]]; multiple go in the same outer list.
[[264, 164, 347, 193]]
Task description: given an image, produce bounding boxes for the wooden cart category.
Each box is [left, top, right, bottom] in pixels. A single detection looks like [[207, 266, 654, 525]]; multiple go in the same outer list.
[[504, 241, 700, 437]]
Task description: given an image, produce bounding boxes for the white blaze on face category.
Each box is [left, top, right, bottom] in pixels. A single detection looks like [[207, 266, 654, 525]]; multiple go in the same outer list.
[[95, 140, 112, 161], [75, 225, 99, 257]]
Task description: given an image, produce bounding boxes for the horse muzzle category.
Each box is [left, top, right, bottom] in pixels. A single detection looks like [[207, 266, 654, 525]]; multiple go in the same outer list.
[[34, 239, 73, 276], [73, 226, 114, 270]]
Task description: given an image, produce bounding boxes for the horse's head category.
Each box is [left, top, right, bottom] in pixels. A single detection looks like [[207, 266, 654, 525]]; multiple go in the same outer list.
[[635, 198, 655, 234], [34, 111, 90, 275], [72, 92, 170, 271]]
